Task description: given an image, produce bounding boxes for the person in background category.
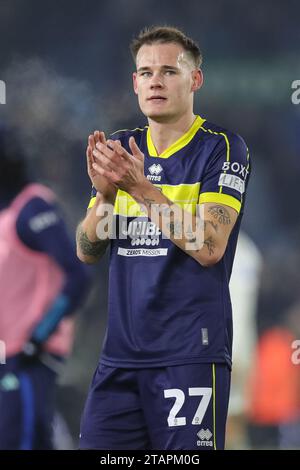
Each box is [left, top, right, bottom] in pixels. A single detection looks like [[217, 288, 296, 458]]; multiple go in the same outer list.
[[246, 301, 300, 449], [0, 125, 89, 449], [226, 231, 262, 448]]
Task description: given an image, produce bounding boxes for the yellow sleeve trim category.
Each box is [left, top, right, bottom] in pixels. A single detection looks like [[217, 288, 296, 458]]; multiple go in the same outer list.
[[88, 196, 97, 209], [199, 192, 241, 214]]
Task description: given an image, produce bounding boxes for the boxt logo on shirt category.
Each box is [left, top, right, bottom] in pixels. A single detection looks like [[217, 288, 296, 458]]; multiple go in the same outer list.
[[218, 161, 249, 194]]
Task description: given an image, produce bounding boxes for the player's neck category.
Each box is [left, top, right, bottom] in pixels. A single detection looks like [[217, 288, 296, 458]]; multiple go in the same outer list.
[[148, 112, 196, 155]]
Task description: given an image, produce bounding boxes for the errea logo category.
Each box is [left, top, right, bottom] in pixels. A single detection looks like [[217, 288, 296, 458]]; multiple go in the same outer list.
[[197, 428, 213, 447], [148, 163, 163, 175], [147, 163, 163, 181]]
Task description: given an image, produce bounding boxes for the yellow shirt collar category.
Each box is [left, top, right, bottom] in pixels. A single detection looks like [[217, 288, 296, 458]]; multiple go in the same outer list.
[[146, 115, 206, 158]]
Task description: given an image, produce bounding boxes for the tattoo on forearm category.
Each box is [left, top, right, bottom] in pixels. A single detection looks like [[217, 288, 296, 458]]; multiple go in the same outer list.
[[204, 236, 215, 255], [167, 220, 182, 238], [76, 225, 108, 257], [160, 205, 172, 216], [208, 206, 230, 225], [185, 225, 197, 243], [142, 196, 157, 209]]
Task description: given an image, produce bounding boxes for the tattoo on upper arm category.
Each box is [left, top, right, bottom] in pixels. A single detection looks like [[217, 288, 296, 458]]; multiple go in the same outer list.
[[204, 236, 215, 255], [76, 225, 108, 258], [207, 220, 218, 232], [185, 225, 197, 244], [208, 206, 231, 225], [203, 220, 218, 233]]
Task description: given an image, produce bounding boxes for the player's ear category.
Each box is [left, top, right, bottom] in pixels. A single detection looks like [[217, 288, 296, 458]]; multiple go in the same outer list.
[[133, 72, 138, 95], [191, 69, 203, 92]]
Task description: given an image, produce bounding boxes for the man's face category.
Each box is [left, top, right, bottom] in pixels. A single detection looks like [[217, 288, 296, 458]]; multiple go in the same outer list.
[[133, 42, 202, 122]]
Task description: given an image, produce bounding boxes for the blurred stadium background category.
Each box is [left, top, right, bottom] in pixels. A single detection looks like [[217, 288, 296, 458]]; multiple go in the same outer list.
[[1, 0, 300, 449]]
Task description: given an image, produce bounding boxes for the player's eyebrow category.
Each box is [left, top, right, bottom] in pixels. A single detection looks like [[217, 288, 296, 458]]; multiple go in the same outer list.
[[137, 65, 179, 72]]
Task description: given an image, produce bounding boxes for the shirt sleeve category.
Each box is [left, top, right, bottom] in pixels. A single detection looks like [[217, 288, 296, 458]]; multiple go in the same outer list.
[[199, 133, 250, 214], [16, 196, 90, 342], [87, 186, 97, 209]]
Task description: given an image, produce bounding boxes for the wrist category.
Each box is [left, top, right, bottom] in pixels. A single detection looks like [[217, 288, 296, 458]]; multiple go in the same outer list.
[[96, 190, 117, 205], [129, 178, 154, 203]]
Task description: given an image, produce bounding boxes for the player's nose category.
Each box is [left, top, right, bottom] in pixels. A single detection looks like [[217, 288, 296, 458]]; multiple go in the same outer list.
[[150, 73, 164, 88]]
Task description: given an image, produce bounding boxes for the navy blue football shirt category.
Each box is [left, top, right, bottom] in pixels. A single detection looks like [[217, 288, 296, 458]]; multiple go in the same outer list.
[[88, 116, 250, 368]]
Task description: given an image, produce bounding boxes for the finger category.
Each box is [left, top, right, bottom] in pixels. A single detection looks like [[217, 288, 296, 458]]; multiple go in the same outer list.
[[88, 137, 98, 167], [113, 140, 127, 162], [86, 145, 93, 161], [93, 130, 100, 144], [110, 139, 123, 153], [106, 139, 132, 162], [95, 141, 119, 162], [92, 162, 117, 183], [99, 131, 107, 145], [129, 136, 144, 161], [86, 145, 93, 170], [92, 148, 116, 173], [94, 130, 107, 145], [86, 144, 92, 159], [88, 134, 96, 150]]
